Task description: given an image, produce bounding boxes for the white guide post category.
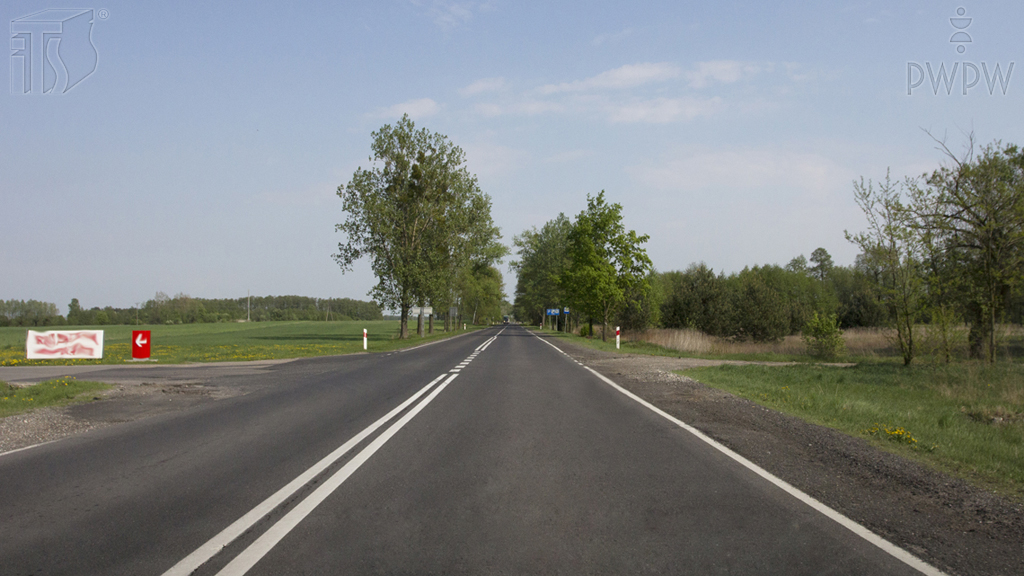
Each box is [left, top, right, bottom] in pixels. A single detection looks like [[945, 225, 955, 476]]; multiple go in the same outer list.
[[616, 326, 620, 349], [363, 328, 367, 350]]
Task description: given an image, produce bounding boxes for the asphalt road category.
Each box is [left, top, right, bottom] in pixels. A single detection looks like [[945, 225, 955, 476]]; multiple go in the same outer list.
[[0, 326, 941, 575]]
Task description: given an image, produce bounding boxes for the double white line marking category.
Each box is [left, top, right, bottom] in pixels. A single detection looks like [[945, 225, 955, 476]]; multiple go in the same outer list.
[[162, 372, 459, 576]]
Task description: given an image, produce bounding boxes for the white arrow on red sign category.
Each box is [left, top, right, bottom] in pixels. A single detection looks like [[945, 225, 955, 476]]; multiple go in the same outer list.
[[132, 330, 152, 360]]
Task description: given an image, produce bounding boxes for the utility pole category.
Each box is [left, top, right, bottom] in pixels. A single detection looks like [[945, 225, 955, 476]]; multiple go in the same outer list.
[[247, 290, 251, 322]]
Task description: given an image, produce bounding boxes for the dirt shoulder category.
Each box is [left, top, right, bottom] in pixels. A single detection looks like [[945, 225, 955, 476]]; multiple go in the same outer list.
[[0, 362, 288, 454], [549, 336, 1024, 576]]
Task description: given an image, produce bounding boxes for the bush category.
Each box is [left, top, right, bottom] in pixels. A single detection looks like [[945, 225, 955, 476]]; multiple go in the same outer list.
[[802, 312, 846, 360], [579, 324, 592, 338]]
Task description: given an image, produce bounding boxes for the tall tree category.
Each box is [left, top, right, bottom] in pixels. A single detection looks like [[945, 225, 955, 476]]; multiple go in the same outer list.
[[910, 136, 1024, 361], [511, 214, 572, 325], [562, 191, 653, 341], [846, 171, 925, 365], [334, 115, 503, 338], [809, 247, 834, 281]]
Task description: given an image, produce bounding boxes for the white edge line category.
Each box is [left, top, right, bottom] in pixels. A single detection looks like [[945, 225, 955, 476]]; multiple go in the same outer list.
[[161, 373, 450, 576], [396, 327, 483, 353], [0, 438, 60, 459], [532, 333, 948, 576], [216, 373, 460, 576]]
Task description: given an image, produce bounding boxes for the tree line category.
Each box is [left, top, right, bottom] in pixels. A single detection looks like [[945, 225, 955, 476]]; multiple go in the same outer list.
[[0, 294, 382, 327], [512, 135, 1024, 364], [0, 300, 63, 327]]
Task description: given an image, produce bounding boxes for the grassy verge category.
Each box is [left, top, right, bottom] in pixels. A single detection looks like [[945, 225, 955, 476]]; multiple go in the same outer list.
[[680, 362, 1024, 499], [531, 326, 812, 362], [1, 377, 110, 418], [0, 321, 486, 366]]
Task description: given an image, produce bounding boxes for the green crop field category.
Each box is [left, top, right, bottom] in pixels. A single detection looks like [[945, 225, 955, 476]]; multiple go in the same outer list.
[[0, 321, 480, 366]]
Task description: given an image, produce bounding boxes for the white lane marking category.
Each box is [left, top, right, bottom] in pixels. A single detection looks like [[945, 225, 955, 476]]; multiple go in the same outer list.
[[216, 373, 460, 576], [531, 333, 948, 576], [161, 373, 450, 576], [474, 336, 496, 352], [395, 328, 479, 353], [0, 439, 60, 459]]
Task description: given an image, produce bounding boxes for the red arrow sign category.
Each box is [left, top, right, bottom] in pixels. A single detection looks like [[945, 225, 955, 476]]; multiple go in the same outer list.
[[132, 330, 151, 359]]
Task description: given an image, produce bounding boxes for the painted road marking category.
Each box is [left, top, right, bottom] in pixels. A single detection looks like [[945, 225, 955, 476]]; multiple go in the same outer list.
[[161, 373, 452, 576], [531, 332, 947, 576], [216, 373, 460, 576]]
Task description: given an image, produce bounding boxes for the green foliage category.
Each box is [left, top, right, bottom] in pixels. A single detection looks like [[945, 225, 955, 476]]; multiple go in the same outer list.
[[801, 312, 846, 360], [727, 268, 790, 342], [562, 191, 653, 341], [659, 262, 841, 343], [809, 247, 834, 281], [846, 171, 924, 365], [0, 300, 63, 327], [618, 270, 661, 331], [335, 114, 504, 338], [511, 214, 572, 325], [830, 263, 888, 328], [658, 263, 733, 336], [459, 264, 505, 326], [60, 294, 383, 326], [910, 138, 1024, 362]]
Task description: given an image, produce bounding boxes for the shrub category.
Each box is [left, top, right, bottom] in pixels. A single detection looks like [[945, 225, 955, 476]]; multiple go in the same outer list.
[[802, 312, 846, 360]]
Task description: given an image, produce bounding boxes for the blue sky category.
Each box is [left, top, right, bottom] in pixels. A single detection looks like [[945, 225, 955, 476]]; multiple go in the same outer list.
[[3, 1, 1021, 312]]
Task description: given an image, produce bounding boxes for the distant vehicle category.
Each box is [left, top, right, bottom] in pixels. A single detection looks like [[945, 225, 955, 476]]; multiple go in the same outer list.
[[503, 315, 510, 324]]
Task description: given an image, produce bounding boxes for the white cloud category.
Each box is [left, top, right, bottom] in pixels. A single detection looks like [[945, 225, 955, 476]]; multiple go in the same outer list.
[[607, 97, 723, 123], [685, 60, 765, 89], [629, 148, 852, 195], [538, 62, 681, 94], [460, 77, 508, 96], [374, 98, 440, 119]]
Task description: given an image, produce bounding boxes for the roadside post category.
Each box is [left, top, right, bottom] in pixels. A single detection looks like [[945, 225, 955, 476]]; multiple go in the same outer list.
[[616, 326, 620, 349], [132, 330, 152, 360], [363, 328, 367, 350]]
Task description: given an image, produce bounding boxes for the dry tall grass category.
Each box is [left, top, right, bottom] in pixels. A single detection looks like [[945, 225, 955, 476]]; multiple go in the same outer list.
[[630, 326, 1005, 359]]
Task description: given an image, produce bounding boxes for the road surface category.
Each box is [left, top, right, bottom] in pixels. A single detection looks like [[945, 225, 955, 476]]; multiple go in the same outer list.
[[0, 326, 941, 575]]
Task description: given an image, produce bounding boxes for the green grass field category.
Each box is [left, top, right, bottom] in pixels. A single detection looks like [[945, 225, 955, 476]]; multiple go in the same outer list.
[[1, 377, 110, 418], [680, 362, 1024, 500], [0, 321, 481, 366]]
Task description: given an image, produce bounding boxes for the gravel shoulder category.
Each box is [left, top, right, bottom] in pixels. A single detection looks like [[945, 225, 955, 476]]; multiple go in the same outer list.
[[547, 336, 1024, 576], [0, 361, 290, 454]]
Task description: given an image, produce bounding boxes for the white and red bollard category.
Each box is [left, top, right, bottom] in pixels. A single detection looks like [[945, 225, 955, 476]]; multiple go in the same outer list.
[[616, 326, 620, 349], [363, 328, 367, 350]]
